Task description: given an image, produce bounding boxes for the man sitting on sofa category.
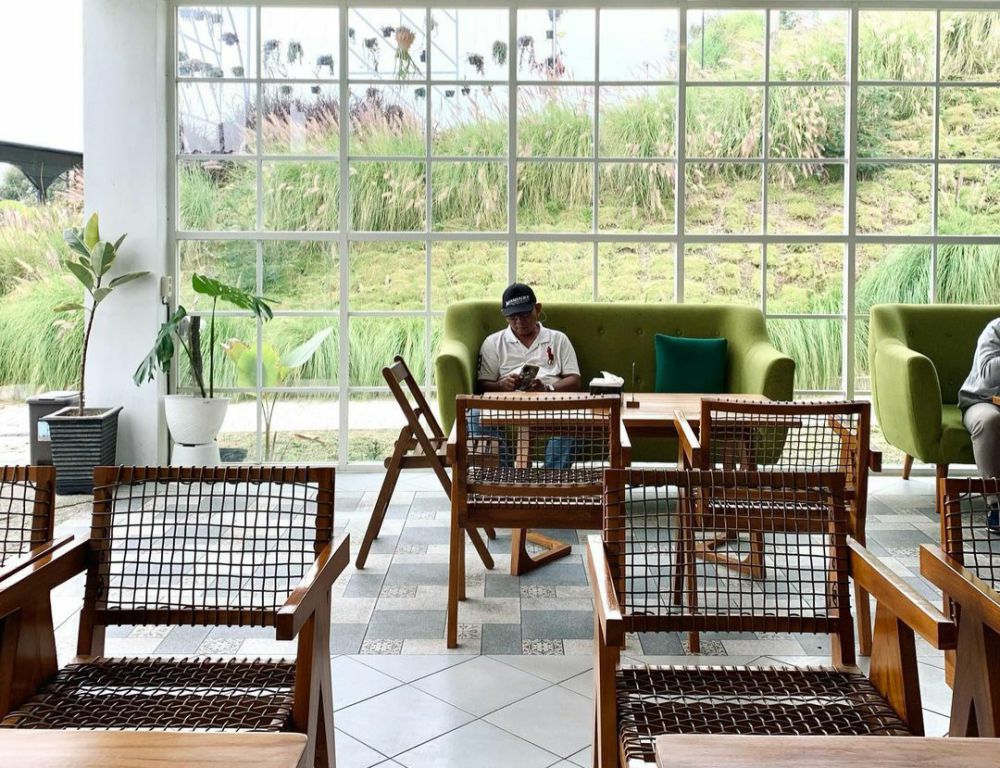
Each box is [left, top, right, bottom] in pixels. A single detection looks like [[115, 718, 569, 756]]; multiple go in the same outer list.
[[959, 316, 1000, 532], [475, 282, 581, 468]]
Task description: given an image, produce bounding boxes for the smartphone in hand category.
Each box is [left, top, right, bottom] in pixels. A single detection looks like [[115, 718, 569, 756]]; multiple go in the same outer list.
[[517, 364, 540, 391]]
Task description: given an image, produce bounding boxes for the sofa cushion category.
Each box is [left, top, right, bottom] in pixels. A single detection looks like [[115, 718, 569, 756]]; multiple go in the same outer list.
[[655, 334, 728, 393]]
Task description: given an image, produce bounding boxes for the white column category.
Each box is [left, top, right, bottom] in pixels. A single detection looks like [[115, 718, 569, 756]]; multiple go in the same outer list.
[[83, 0, 169, 464]]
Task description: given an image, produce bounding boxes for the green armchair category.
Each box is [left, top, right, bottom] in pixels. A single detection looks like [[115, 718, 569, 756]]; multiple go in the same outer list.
[[869, 304, 1000, 478], [435, 301, 794, 462]]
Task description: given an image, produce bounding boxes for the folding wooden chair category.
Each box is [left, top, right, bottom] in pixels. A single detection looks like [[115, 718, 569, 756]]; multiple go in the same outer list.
[[675, 399, 881, 654], [590, 468, 955, 768], [356, 356, 495, 569], [920, 477, 1000, 736], [448, 394, 628, 648], [0, 466, 347, 768]]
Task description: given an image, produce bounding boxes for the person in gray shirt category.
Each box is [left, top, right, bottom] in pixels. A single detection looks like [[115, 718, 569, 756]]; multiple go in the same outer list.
[[958, 317, 1000, 533]]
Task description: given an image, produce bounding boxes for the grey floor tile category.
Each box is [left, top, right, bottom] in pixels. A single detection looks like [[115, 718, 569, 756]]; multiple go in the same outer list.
[[412, 656, 551, 716], [517, 560, 588, 586], [345, 574, 387, 597], [492, 655, 592, 684], [154, 625, 211, 654], [485, 573, 521, 597], [333, 655, 403, 710], [482, 624, 523, 655], [353, 653, 474, 683], [396, 720, 558, 768], [331, 624, 369, 655], [398, 525, 451, 546], [366, 610, 446, 640], [336, 686, 474, 757], [336, 729, 388, 768], [484, 686, 592, 758], [521, 611, 594, 641], [638, 632, 684, 656], [384, 563, 451, 586]]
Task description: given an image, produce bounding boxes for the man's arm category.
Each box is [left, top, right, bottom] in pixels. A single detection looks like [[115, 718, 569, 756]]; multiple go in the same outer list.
[[978, 321, 1000, 390], [480, 374, 520, 392]]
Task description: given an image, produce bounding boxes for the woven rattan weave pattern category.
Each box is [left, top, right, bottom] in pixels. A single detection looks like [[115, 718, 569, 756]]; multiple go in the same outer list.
[[939, 477, 1000, 592], [0, 657, 296, 730], [616, 665, 911, 764], [0, 466, 55, 569]]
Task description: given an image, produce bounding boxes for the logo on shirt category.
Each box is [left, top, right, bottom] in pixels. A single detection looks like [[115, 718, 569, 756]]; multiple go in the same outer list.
[[546, 346, 554, 365]]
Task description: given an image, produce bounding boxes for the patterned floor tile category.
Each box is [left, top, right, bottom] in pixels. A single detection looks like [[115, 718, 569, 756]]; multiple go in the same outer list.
[[522, 639, 564, 655], [361, 638, 404, 655]]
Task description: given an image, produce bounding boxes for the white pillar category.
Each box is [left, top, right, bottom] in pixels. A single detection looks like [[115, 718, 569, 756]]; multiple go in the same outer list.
[[83, 0, 169, 464]]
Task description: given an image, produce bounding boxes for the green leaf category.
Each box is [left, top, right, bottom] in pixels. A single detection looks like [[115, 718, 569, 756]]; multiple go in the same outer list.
[[113, 232, 127, 252], [192, 273, 275, 320], [53, 302, 85, 313], [192, 273, 223, 298], [225, 340, 281, 388], [92, 241, 116, 276], [83, 213, 100, 249], [93, 287, 112, 304], [108, 271, 149, 288], [280, 327, 333, 369], [62, 228, 91, 263], [63, 259, 94, 290]]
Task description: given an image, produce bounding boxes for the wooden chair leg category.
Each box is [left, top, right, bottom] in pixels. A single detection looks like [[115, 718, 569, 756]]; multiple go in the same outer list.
[[950, 614, 1000, 737], [902, 454, 913, 480], [484, 527, 497, 539], [467, 527, 495, 570], [0, 596, 58, 719], [511, 529, 572, 576], [936, 463, 949, 480], [447, 510, 462, 649], [291, 593, 334, 768], [593, 613, 621, 768], [868, 601, 922, 734], [855, 582, 873, 656], [356, 428, 407, 569]]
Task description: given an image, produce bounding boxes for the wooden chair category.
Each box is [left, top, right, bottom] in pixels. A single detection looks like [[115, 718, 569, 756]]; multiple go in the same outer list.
[[448, 394, 628, 648], [920, 477, 1000, 736], [675, 399, 881, 655], [0, 466, 348, 768], [0, 466, 59, 581], [356, 356, 495, 570], [590, 468, 955, 768]]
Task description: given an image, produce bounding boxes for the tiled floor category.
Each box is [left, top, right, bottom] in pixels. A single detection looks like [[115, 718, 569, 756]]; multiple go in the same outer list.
[[48, 470, 953, 767]]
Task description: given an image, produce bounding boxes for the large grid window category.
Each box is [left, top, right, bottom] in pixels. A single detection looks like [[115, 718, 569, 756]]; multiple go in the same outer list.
[[173, 4, 1000, 466]]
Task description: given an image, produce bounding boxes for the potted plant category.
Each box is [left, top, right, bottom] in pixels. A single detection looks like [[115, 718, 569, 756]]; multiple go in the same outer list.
[[43, 213, 149, 493], [133, 274, 273, 464]]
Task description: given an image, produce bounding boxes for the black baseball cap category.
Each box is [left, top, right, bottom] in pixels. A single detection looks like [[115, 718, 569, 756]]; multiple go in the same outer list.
[[501, 283, 537, 316]]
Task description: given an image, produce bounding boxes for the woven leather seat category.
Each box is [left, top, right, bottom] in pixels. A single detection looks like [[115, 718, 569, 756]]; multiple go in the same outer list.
[[616, 665, 911, 764]]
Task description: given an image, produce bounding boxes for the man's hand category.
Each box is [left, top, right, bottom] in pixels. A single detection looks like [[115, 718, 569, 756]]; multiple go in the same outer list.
[[525, 378, 545, 392], [498, 372, 520, 391]]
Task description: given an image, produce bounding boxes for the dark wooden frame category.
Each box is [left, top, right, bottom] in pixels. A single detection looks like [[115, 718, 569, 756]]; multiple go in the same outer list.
[[0, 466, 347, 768], [356, 356, 495, 570]]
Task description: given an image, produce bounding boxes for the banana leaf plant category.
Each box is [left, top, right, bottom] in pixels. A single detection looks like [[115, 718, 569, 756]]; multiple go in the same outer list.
[[224, 326, 333, 461], [133, 274, 273, 398], [58, 213, 149, 414]]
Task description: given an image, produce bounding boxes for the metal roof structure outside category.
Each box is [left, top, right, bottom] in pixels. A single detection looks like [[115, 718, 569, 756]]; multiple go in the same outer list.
[[0, 141, 83, 201]]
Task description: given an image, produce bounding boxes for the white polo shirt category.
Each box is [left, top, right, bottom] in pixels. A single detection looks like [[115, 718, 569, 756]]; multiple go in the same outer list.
[[477, 323, 580, 387]]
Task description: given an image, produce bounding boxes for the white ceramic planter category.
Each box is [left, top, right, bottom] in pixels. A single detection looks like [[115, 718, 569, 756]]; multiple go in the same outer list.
[[163, 395, 229, 446]]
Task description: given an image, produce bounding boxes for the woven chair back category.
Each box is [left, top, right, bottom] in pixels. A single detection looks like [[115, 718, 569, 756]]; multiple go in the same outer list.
[[938, 477, 1000, 599], [0, 466, 56, 572], [83, 465, 334, 628]]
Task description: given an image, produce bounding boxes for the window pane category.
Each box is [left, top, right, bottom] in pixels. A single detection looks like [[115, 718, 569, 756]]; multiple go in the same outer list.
[[348, 8, 426, 80], [263, 161, 339, 231], [684, 243, 761, 306], [516, 242, 592, 301], [598, 162, 675, 233], [516, 9, 595, 81], [942, 11, 1000, 82], [349, 161, 426, 231], [431, 8, 510, 81], [684, 163, 761, 235], [857, 87, 933, 158], [599, 86, 676, 159], [855, 316, 870, 393], [260, 85, 339, 155], [258, 393, 338, 464], [599, 9, 679, 81], [430, 241, 507, 309], [686, 10, 765, 82], [431, 161, 507, 231], [941, 87, 1000, 160], [260, 7, 338, 80], [518, 86, 594, 157], [598, 243, 674, 303], [432, 85, 507, 156], [768, 87, 845, 160], [349, 85, 425, 156], [858, 11, 935, 82], [349, 392, 408, 461], [349, 318, 426, 386], [263, 241, 338, 310], [938, 164, 1000, 235], [686, 87, 763, 159], [938, 244, 1000, 304], [766, 244, 842, 315], [178, 160, 256, 231], [177, 6, 256, 79], [178, 83, 255, 155], [262, 317, 338, 388], [767, 163, 844, 235], [768, 11, 847, 81], [855, 244, 930, 318], [179, 240, 256, 308], [857, 164, 932, 235], [217, 401, 260, 464], [516, 162, 592, 232], [349, 241, 425, 310], [768, 318, 842, 391]]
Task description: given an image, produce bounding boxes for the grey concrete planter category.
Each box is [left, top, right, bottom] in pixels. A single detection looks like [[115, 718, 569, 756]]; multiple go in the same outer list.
[[41, 406, 122, 494]]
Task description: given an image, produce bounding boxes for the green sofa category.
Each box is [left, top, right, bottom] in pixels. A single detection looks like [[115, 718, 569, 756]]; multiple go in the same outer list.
[[869, 304, 1000, 478], [435, 301, 795, 462]]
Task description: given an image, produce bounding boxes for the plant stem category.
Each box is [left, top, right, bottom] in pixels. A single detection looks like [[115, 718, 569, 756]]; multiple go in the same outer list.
[[78, 304, 97, 415], [209, 296, 217, 398], [177, 335, 208, 398]]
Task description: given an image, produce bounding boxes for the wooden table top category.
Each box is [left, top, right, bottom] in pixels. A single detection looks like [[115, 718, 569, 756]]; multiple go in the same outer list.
[[655, 735, 995, 768], [993, 395, 1000, 406], [0, 731, 308, 768]]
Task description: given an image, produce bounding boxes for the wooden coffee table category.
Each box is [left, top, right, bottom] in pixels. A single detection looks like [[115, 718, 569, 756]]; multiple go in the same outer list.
[[0, 731, 307, 768]]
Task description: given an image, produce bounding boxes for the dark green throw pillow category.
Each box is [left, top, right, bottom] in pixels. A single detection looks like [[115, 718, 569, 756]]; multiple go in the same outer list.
[[654, 334, 728, 393]]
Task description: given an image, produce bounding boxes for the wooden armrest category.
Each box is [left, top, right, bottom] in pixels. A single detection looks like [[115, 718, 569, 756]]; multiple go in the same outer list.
[[585, 535, 623, 644], [869, 450, 883, 473], [920, 544, 1000, 636], [0, 538, 89, 620], [618, 418, 632, 466], [673, 410, 700, 467], [849, 539, 956, 650], [276, 533, 350, 640], [0, 535, 75, 584]]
